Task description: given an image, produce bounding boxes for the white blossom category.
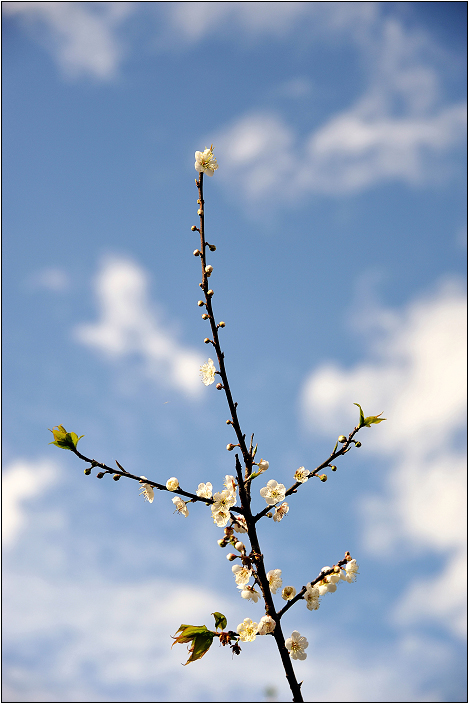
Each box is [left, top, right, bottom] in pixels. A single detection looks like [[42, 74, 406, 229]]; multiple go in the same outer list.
[[294, 466, 309, 483], [232, 516, 247, 533], [285, 631, 309, 660], [273, 502, 289, 522], [232, 564, 252, 586], [237, 618, 258, 642], [196, 482, 213, 499], [172, 496, 189, 517], [260, 479, 286, 506], [282, 586, 296, 601], [258, 615, 276, 635], [305, 594, 320, 611], [266, 569, 283, 594], [257, 459, 269, 473], [166, 477, 179, 491], [195, 146, 218, 176], [223, 475, 237, 495], [212, 508, 231, 527], [139, 477, 154, 503], [341, 559, 359, 583], [238, 585, 260, 603], [212, 489, 236, 513], [200, 358, 216, 386]]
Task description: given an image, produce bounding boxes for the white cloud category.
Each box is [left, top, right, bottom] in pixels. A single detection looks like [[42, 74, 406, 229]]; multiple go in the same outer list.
[[168, 2, 378, 42], [2, 458, 61, 547], [74, 256, 204, 397], [3, 1, 134, 79], [300, 279, 467, 637], [211, 14, 465, 200]]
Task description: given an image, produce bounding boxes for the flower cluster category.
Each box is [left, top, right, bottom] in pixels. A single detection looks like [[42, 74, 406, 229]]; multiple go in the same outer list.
[[303, 560, 360, 610], [211, 475, 237, 527]]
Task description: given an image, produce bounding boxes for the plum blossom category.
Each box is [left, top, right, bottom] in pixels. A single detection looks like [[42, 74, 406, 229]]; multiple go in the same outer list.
[[166, 477, 179, 491], [273, 502, 289, 522], [232, 564, 252, 586], [223, 475, 237, 495], [282, 586, 296, 601], [258, 615, 276, 635], [237, 618, 258, 642], [257, 459, 269, 473], [304, 583, 320, 611], [294, 466, 309, 483], [238, 585, 260, 603], [195, 146, 218, 176], [196, 482, 213, 499], [285, 631, 309, 660], [212, 508, 230, 527], [267, 569, 283, 594], [172, 496, 189, 517], [233, 516, 248, 533], [139, 477, 154, 503], [260, 479, 286, 506], [212, 489, 236, 513], [200, 358, 216, 386], [341, 559, 359, 583]]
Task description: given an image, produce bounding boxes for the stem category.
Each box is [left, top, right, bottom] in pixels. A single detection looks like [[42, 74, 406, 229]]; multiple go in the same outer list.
[[195, 174, 303, 702]]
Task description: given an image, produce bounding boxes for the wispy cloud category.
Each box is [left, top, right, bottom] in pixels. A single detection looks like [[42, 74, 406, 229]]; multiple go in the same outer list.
[[3, 1, 134, 79], [27, 267, 70, 291], [74, 256, 204, 397], [211, 13, 465, 200], [2, 458, 61, 548], [300, 279, 467, 637]]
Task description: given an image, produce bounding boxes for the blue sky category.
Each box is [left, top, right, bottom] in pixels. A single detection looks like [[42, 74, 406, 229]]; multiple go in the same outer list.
[[2, 2, 467, 702]]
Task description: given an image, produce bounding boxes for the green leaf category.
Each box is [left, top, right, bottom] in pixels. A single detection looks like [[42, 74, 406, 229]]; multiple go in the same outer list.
[[212, 612, 227, 630], [185, 631, 214, 665], [251, 443, 258, 459], [363, 413, 386, 427], [353, 403, 365, 428], [331, 440, 338, 455], [171, 625, 208, 646], [48, 426, 84, 451]]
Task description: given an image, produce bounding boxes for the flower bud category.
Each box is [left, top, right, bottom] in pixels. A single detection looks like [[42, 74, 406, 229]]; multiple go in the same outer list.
[[218, 538, 227, 548], [202, 313, 209, 320], [197, 300, 204, 307], [197, 199, 201, 204], [338, 435, 347, 443], [96, 472, 105, 479], [207, 289, 214, 296], [226, 419, 232, 425], [319, 474, 328, 482], [191, 225, 197, 231], [218, 321, 225, 328], [330, 465, 337, 471], [166, 477, 179, 491], [345, 551, 351, 560], [197, 209, 203, 215], [208, 244, 217, 252], [224, 526, 234, 537], [235, 542, 245, 552], [216, 383, 223, 390], [226, 553, 237, 561], [84, 467, 91, 475], [355, 441, 362, 448], [193, 249, 200, 256], [204, 337, 210, 344], [266, 512, 273, 518], [205, 265, 213, 276], [227, 444, 235, 451], [113, 474, 120, 481]]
